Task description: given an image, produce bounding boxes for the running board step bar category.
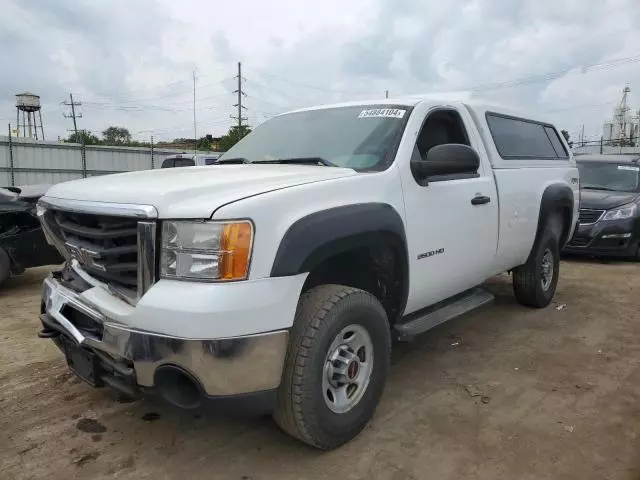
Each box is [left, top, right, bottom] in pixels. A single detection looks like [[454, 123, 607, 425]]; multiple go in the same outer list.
[[394, 288, 495, 341]]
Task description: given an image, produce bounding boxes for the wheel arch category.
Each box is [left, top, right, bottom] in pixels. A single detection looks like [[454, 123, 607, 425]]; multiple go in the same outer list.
[[270, 203, 409, 321], [535, 183, 575, 250]]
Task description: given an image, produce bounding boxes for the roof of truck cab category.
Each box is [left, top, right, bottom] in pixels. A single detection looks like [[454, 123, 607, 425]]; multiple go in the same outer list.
[[283, 95, 547, 123]]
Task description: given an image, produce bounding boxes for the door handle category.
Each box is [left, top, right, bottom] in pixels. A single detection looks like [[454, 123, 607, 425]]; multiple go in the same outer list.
[[471, 195, 491, 205]]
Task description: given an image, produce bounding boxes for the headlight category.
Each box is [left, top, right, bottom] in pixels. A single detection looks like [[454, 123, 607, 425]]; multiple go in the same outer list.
[[602, 203, 638, 221], [160, 220, 253, 281]]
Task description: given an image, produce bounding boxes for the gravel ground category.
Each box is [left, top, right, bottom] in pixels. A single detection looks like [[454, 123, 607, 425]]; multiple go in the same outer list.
[[1, 260, 639, 480]]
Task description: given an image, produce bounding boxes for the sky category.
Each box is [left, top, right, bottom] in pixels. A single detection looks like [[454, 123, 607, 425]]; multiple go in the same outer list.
[[1, 0, 640, 143]]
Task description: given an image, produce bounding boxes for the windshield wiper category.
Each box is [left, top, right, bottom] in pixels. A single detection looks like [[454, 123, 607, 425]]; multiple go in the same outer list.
[[216, 157, 251, 164], [252, 157, 337, 167]]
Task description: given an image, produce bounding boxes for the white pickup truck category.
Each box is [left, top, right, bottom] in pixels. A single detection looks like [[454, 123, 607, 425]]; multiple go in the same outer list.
[[37, 96, 579, 450]]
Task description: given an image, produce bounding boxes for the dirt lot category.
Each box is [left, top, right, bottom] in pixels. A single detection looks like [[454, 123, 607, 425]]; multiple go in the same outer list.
[[1, 260, 639, 480]]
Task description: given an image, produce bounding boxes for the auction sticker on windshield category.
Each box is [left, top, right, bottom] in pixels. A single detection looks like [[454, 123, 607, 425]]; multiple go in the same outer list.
[[618, 165, 640, 171], [358, 108, 406, 119]]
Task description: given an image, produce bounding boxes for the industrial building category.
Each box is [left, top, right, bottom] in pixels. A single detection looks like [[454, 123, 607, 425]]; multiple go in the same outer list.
[[602, 85, 640, 146]]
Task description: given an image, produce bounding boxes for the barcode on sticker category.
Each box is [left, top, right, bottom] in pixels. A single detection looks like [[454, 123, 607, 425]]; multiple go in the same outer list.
[[618, 165, 640, 172], [358, 108, 406, 119]]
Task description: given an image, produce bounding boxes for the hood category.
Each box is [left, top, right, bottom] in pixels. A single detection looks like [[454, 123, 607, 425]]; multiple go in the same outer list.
[[43, 164, 356, 218], [579, 189, 640, 210]]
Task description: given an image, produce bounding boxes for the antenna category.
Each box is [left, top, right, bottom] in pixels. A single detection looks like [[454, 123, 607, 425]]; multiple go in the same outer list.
[[193, 71, 197, 153]]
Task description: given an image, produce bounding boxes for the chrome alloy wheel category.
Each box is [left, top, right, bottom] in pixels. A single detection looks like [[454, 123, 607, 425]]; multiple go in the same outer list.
[[540, 248, 554, 291], [322, 324, 374, 414]]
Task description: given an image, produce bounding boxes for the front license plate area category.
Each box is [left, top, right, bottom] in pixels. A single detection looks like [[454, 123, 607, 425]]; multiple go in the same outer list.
[[60, 337, 102, 387]]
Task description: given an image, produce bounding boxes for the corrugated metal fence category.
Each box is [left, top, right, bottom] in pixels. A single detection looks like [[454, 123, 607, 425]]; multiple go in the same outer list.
[[0, 134, 207, 187]]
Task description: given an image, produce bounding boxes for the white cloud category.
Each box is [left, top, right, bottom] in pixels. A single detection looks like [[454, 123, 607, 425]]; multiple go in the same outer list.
[[1, 0, 639, 145]]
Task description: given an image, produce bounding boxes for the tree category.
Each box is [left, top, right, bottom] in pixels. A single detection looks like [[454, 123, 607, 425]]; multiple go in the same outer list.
[[102, 126, 131, 145], [66, 130, 100, 145], [561, 129, 573, 147], [218, 126, 251, 151], [196, 136, 212, 151]]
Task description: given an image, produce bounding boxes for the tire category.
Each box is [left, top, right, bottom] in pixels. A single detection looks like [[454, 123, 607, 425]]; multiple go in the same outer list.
[[512, 227, 560, 308], [0, 248, 10, 288], [273, 284, 391, 450]]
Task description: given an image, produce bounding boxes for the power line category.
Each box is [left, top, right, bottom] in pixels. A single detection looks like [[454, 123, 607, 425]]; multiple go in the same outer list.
[[72, 53, 640, 142], [83, 78, 235, 106], [542, 101, 617, 114], [465, 54, 640, 93], [245, 94, 298, 110], [245, 78, 322, 105], [66, 66, 236, 103], [247, 52, 640, 101], [246, 107, 279, 116], [132, 117, 231, 136], [82, 92, 232, 110], [244, 66, 379, 95]]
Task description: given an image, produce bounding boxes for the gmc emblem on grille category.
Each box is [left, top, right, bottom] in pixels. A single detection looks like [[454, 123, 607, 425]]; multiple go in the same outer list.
[[65, 242, 103, 270]]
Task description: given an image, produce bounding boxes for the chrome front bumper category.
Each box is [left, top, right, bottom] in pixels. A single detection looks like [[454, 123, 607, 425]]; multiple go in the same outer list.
[[41, 276, 289, 397]]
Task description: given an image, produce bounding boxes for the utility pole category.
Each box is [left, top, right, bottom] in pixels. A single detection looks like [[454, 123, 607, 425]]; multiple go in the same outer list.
[[63, 93, 82, 139], [232, 61, 248, 131], [385, 90, 389, 99], [193, 70, 197, 152], [580, 124, 585, 147], [64, 93, 85, 177]]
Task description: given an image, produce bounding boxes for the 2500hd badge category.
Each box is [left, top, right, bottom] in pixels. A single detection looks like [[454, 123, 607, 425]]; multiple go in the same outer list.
[[418, 248, 445, 260]]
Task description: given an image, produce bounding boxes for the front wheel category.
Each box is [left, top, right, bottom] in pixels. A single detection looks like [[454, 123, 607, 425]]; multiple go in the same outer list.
[[513, 228, 560, 308], [274, 285, 391, 450]]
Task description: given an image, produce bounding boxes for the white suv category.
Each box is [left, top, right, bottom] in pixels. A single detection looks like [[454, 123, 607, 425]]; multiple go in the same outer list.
[[37, 97, 578, 450]]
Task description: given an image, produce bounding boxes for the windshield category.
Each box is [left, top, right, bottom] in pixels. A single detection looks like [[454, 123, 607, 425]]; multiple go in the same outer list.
[[578, 161, 640, 193], [219, 105, 412, 171]]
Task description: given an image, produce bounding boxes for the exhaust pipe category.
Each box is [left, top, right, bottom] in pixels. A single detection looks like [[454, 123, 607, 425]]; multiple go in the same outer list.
[[154, 365, 203, 409]]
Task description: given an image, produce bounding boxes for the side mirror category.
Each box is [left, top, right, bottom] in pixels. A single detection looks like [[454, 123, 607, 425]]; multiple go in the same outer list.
[[412, 144, 480, 179]]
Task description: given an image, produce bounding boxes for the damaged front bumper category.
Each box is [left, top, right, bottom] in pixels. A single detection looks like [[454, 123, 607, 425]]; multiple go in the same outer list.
[[39, 274, 289, 411]]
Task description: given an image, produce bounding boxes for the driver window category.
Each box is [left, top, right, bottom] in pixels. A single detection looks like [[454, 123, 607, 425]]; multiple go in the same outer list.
[[415, 109, 470, 160]]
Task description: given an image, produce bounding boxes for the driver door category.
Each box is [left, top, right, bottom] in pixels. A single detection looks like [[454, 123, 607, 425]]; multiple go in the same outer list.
[[401, 107, 499, 314]]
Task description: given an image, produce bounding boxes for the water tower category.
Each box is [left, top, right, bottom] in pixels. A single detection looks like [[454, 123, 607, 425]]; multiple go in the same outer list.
[[15, 92, 45, 140]]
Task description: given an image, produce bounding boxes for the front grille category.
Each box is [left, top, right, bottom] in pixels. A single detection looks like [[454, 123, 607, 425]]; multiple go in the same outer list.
[[53, 211, 139, 290], [578, 209, 605, 225]]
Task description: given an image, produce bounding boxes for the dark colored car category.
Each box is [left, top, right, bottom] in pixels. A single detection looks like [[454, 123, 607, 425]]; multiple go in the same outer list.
[[564, 154, 640, 260], [0, 185, 63, 286], [160, 153, 224, 168]]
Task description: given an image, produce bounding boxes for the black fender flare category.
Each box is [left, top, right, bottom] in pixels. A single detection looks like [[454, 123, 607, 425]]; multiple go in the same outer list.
[[270, 203, 410, 313], [536, 183, 575, 249]]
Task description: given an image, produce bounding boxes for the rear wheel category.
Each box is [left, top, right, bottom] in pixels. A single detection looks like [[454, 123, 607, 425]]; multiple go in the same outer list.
[[274, 284, 390, 450], [0, 248, 10, 288], [513, 228, 560, 308]]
